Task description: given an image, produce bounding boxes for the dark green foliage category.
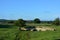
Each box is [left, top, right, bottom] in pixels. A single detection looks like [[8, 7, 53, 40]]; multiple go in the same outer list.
[[8, 21, 14, 24], [53, 18, 60, 25], [41, 21, 53, 24], [0, 25, 13, 28], [34, 18, 41, 23], [15, 19, 26, 27]]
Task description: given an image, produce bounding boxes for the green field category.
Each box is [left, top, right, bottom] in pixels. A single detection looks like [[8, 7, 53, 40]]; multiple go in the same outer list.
[[0, 24, 60, 40], [19, 25, 60, 40], [0, 25, 19, 40]]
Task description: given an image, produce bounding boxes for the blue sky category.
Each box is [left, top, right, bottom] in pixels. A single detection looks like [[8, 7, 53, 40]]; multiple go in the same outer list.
[[0, 0, 60, 20]]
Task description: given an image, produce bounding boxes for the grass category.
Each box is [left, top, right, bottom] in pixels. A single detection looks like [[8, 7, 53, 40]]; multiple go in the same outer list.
[[0, 24, 60, 40], [0, 25, 19, 40], [18, 25, 60, 40]]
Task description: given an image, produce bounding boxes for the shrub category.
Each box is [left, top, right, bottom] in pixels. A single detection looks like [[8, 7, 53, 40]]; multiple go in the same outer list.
[[14, 19, 26, 27], [53, 18, 60, 25]]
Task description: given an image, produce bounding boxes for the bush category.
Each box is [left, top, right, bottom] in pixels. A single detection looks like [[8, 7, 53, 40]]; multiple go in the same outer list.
[[53, 18, 60, 25], [14, 19, 26, 27]]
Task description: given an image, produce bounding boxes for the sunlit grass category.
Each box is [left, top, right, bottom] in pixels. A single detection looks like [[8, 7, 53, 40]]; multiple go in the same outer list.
[[0, 24, 60, 40]]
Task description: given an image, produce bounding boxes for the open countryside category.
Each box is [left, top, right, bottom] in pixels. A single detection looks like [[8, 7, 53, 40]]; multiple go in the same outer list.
[[0, 18, 60, 40], [0, 0, 60, 40]]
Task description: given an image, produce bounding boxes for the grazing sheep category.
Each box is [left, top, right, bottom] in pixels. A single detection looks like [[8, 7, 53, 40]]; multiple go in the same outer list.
[[35, 27, 47, 31], [19, 26, 56, 31], [35, 27, 56, 31], [20, 27, 27, 31]]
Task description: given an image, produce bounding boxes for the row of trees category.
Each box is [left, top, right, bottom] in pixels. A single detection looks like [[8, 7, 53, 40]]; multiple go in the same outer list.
[[14, 18, 41, 27], [15, 18, 60, 27]]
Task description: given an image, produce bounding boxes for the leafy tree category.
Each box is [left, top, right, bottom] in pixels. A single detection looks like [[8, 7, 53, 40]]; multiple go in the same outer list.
[[34, 18, 41, 23], [15, 19, 26, 27], [53, 18, 60, 25]]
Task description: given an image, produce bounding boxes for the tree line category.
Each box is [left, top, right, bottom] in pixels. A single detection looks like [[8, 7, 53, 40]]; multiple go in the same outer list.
[[0, 18, 60, 26], [14, 18, 60, 27]]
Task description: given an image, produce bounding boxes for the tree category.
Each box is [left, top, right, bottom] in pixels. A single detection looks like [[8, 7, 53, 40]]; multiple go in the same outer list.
[[34, 18, 41, 23], [53, 18, 60, 25], [15, 19, 26, 27]]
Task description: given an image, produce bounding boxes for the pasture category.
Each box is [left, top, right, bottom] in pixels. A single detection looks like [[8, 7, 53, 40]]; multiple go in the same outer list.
[[19, 24, 60, 40], [0, 24, 60, 40], [0, 25, 18, 40]]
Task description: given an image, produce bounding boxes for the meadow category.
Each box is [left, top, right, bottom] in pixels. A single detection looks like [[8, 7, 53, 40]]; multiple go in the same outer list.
[[0, 25, 19, 40], [0, 24, 60, 40], [19, 24, 60, 40]]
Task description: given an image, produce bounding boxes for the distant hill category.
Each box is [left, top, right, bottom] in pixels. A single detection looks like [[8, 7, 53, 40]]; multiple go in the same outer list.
[[0, 19, 7, 22], [0, 19, 15, 25]]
